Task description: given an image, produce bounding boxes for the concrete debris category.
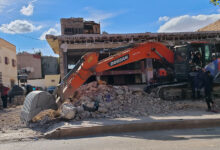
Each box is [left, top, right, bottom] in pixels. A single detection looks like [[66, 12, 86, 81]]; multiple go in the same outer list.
[[60, 102, 76, 120], [98, 107, 108, 113], [67, 81, 178, 120], [21, 91, 57, 124]]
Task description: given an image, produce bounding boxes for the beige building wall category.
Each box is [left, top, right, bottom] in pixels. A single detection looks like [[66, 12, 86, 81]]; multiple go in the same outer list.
[[26, 74, 60, 89], [45, 74, 60, 88], [0, 38, 17, 88], [27, 79, 45, 88]]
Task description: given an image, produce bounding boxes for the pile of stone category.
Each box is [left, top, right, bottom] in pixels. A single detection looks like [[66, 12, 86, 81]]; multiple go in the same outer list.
[[32, 81, 205, 125], [54, 82, 182, 121]]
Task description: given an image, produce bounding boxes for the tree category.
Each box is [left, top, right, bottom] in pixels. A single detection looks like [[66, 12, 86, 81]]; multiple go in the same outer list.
[[210, 0, 220, 5]]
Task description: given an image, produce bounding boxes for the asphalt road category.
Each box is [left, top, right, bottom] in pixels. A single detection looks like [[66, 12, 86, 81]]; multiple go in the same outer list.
[[1, 127, 220, 150]]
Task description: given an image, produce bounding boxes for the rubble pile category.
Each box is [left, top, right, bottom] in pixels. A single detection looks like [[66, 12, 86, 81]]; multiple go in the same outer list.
[[61, 81, 178, 121], [32, 81, 210, 125]]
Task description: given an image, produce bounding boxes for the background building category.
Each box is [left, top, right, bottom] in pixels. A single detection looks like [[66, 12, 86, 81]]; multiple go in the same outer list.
[[17, 52, 42, 79], [0, 38, 17, 88], [198, 20, 220, 32], [47, 18, 220, 85], [41, 56, 59, 78], [61, 18, 100, 35]]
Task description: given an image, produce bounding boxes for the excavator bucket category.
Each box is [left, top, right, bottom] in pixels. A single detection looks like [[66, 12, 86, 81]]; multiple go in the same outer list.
[[20, 91, 57, 124]]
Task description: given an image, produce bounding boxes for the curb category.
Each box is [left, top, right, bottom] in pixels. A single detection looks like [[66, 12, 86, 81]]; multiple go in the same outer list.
[[44, 118, 220, 139]]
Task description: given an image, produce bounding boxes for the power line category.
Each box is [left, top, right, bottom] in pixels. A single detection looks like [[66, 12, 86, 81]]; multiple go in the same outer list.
[[1, 26, 42, 41]]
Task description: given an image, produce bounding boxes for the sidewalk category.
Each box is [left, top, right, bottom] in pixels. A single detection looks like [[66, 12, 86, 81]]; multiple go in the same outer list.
[[44, 110, 220, 139]]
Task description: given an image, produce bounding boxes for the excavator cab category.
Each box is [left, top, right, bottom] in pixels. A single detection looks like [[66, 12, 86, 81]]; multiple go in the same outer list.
[[174, 42, 212, 81]]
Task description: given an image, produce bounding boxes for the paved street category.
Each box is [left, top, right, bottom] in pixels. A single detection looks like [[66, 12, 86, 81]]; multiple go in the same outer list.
[[1, 127, 220, 150]]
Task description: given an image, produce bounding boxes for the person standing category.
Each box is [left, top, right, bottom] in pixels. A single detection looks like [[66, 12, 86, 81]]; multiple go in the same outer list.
[[0, 84, 4, 108], [0, 84, 9, 108], [204, 71, 214, 111], [196, 67, 205, 99], [189, 66, 198, 99]]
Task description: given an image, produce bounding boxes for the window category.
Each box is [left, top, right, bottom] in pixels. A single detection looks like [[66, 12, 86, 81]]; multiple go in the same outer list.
[[12, 59, 16, 67], [5, 57, 9, 65], [64, 28, 73, 35], [205, 45, 210, 62], [175, 46, 187, 63]]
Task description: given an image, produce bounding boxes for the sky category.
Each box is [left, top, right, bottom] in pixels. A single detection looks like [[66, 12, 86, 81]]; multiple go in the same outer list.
[[0, 0, 220, 56]]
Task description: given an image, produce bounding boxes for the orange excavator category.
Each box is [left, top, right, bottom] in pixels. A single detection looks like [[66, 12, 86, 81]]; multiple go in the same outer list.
[[59, 42, 174, 103]]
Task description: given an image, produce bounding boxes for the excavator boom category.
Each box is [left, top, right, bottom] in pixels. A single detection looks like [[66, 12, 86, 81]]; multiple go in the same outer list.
[[96, 42, 174, 73]]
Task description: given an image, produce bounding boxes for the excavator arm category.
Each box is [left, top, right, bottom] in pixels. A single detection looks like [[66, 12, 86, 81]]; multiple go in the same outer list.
[[56, 52, 99, 104], [95, 42, 174, 73]]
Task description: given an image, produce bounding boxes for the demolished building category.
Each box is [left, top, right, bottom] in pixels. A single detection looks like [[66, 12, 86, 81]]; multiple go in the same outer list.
[[46, 18, 220, 85]]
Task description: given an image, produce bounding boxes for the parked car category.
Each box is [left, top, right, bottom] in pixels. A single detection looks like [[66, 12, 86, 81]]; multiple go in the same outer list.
[[46, 86, 56, 94]]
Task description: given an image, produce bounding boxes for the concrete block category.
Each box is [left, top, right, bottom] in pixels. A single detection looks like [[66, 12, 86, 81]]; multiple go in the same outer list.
[[20, 91, 57, 124]]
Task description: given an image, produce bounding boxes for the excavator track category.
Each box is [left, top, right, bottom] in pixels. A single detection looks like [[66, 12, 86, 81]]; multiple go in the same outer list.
[[153, 82, 189, 100], [153, 81, 220, 101]]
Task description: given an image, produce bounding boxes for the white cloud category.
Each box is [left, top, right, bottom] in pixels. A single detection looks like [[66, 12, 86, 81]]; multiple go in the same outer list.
[[0, 20, 42, 34], [158, 16, 170, 22], [158, 14, 220, 33], [40, 24, 60, 40], [20, 3, 34, 16], [84, 7, 116, 23]]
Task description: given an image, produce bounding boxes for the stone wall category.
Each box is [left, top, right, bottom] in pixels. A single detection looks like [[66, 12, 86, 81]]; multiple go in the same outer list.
[[9, 95, 25, 107]]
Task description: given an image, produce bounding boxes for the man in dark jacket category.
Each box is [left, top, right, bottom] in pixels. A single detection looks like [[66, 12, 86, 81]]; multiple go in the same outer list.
[[189, 67, 198, 99], [204, 71, 214, 111], [196, 68, 205, 99], [189, 66, 204, 99]]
